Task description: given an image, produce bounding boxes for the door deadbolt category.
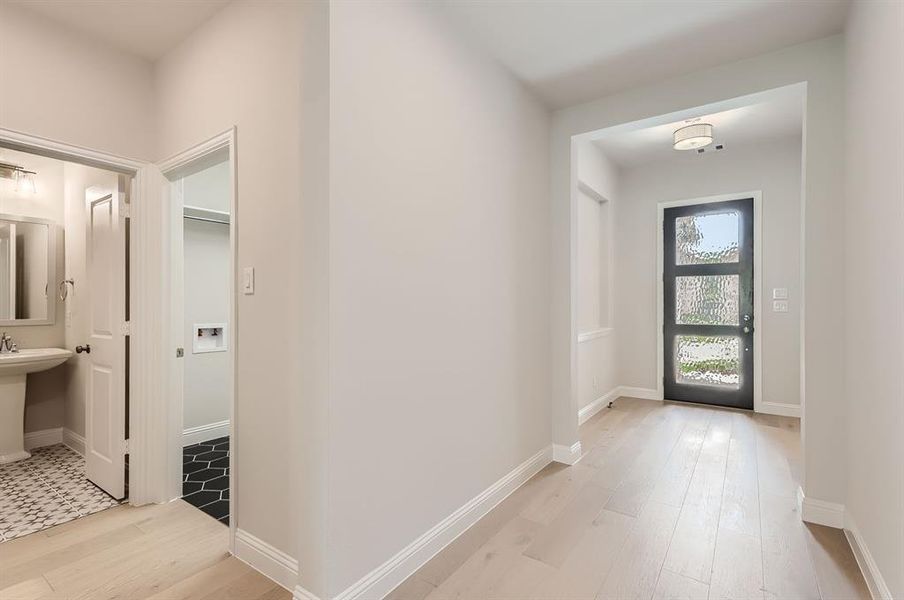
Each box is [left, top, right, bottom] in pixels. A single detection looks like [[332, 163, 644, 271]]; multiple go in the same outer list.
[[176, 347, 184, 358]]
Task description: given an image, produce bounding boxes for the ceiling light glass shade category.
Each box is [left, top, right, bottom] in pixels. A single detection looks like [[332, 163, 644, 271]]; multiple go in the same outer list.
[[673, 123, 713, 150], [15, 171, 36, 194]]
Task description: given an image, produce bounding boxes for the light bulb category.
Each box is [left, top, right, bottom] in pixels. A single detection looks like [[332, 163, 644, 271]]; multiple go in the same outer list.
[[15, 171, 36, 194]]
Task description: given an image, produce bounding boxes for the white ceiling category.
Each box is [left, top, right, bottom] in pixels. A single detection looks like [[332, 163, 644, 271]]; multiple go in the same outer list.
[[435, 0, 849, 108], [8, 0, 231, 60], [591, 88, 803, 168]]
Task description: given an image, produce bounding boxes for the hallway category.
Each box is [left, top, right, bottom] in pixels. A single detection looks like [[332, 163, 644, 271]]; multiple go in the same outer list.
[[0, 499, 287, 599], [390, 398, 870, 600]]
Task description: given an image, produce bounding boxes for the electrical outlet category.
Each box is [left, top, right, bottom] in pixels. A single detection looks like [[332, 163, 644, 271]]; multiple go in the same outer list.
[[773, 300, 789, 312]]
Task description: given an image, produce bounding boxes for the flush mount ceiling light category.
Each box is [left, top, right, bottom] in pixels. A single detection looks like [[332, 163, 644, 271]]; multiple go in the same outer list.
[[673, 123, 713, 150], [0, 162, 37, 194]]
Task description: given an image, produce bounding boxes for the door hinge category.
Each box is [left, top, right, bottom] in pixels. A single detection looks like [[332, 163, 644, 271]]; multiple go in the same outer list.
[[120, 321, 131, 335], [118, 194, 131, 218], [123, 438, 130, 455]]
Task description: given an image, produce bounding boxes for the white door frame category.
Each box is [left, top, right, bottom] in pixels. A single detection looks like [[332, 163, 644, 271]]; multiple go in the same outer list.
[[0, 127, 168, 506], [0, 128, 238, 547], [157, 128, 237, 548], [656, 191, 765, 413]]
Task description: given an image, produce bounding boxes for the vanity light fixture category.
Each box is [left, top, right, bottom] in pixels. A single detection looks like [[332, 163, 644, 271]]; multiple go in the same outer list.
[[673, 122, 713, 151], [0, 162, 37, 194], [15, 170, 37, 194]]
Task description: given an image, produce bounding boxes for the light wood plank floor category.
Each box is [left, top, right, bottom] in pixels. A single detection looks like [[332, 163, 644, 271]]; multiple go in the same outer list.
[[0, 499, 289, 600], [0, 398, 869, 600], [390, 398, 870, 600]]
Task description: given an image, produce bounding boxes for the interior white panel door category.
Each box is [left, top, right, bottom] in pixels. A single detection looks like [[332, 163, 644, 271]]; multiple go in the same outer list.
[[84, 190, 126, 499]]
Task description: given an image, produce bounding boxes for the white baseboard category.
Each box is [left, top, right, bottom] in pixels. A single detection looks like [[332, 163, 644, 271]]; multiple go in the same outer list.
[[24, 427, 62, 450], [552, 441, 583, 465], [797, 486, 845, 528], [844, 512, 893, 600], [758, 401, 801, 418], [183, 420, 230, 446], [234, 528, 298, 592], [579, 388, 619, 425], [330, 445, 553, 600], [293, 585, 321, 600], [293, 584, 322, 600], [63, 428, 85, 456], [616, 386, 662, 401]]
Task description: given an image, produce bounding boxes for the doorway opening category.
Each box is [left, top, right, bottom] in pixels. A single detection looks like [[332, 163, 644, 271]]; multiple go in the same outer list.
[[0, 145, 130, 540], [564, 81, 805, 448], [159, 135, 236, 530]]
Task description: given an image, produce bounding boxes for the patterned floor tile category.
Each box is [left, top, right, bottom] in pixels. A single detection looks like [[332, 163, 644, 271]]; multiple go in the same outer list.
[[0, 444, 119, 542], [182, 437, 230, 525]]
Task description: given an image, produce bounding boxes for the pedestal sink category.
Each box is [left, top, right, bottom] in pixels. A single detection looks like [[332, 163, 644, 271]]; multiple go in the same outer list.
[[0, 348, 73, 464]]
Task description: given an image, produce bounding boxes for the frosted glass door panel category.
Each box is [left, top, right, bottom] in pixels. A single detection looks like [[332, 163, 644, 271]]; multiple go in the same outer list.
[[676, 275, 739, 325], [675, 335, 740, 388], [675, 211, 739, 265]]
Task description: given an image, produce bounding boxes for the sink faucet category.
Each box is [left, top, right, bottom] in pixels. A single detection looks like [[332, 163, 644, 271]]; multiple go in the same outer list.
[[0, 332, 18, 353]]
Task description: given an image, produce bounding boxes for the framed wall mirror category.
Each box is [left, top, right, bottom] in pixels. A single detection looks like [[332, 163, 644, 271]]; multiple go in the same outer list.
[[0, 214, 57, 326]]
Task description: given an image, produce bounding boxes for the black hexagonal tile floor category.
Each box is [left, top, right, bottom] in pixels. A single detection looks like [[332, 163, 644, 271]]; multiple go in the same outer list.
[[184, 444, 215, 456], [183, 461, 209, 474], [196, 450, 227, 462], [203, 475, 230, 491], [186, 468, 224, 482], [210, 457, 229, 469], [183, 490, 221, 508], [182, 438, 230, 526]]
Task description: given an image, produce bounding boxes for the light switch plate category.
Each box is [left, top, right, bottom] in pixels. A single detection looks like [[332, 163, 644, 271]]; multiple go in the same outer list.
[[243, 267, 255, 295], [772, 288, 789, 300], [773, 300, 789, 312]]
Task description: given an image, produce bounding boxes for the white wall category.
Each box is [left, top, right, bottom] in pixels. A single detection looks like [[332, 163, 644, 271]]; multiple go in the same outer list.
[[0, 148, 67, 433], [182, 213, 230, 431], [0, 3, 154, 161], [182, 161, 230, 213], [62, 163, 119, 439], [615, 136, 802, 409], [575, 141, 617, 411], [843, 2, 904, 597], [326, 1, 550, 594], [551, 36, 846, 507], [182, 161, 231, 434], [154, 0, 305, 564], [0, 2, 153, 441]]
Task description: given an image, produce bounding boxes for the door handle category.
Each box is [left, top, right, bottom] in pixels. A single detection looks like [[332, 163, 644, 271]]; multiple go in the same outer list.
[[76, 344, 91, 354]]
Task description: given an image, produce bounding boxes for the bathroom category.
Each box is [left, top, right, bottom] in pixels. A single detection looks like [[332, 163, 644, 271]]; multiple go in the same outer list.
[[0, 145, 233, 540], [0, 146, 123, 540]]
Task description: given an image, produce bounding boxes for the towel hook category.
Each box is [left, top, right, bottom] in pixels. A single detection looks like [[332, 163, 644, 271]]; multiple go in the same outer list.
[[59, 279, 75, 301]]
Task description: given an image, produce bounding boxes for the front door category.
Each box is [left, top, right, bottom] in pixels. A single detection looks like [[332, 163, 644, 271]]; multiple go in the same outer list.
[[663, 198, 754, 409]]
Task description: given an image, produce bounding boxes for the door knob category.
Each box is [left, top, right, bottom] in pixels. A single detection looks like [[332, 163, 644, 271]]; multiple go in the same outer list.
[[76, 344, 91, 354], [743, 326, 753, 334]]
